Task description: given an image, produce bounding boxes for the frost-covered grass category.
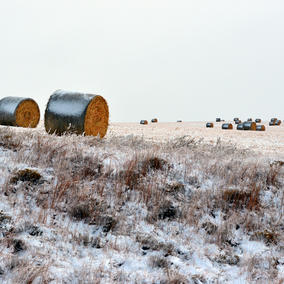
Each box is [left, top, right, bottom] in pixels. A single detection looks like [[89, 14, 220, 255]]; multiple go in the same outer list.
[[0, 126, 284, 283]]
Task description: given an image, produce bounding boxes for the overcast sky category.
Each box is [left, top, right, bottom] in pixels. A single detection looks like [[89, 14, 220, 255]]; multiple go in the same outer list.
[[1, 1, 284, 122]]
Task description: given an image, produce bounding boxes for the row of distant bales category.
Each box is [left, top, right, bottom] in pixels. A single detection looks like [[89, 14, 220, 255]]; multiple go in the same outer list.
[[140, 118, 282, 132], [0, 90, 110, 138], [206, 118, 282, 131]]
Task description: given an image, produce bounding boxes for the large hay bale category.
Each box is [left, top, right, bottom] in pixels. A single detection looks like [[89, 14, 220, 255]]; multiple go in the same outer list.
[[177, 120, 182, 122], [0, 96, 40, 128], [269, 121, 275, 126], [216, 118, 221, 122], [275, 120, 281, 125], [237, 123, 244, 130], [233, 118, 239, 121], [243, 121, 256, 131], [271, 118, 277, 122], [255, 118, 261, 123], [44, 90, 109, 137], [235, 120, 241, 124], [247, 118, 252, 121], [140, 120, 148, 125], [151, 118, 158, 123], [222, 123, 233, 130], [256, 125, 265, 131], [206, 122, 213, 128]]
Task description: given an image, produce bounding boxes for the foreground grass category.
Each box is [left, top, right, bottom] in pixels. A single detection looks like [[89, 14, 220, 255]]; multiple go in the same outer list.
[[0, 126, 284, 283]]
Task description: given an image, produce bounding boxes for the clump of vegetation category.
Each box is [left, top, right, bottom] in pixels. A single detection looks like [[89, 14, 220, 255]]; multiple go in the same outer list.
[[148, 255, 168, 269], [222, 188, 259, 211], [147, 157, 168, 171], [158, 200, 177, 220], [10, 168, 42, 185], [214, 254, 240, 266], [202, 221, 217, 235], [249, 230, 278, 245]]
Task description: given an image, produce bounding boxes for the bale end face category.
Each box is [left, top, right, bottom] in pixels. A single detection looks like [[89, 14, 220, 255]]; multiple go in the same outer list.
[[16, 99, 40, 128], [84, 95, 109, 137]]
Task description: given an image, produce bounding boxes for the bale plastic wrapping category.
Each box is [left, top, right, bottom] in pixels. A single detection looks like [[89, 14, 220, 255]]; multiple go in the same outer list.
[[237, 123, 244, 130], [0, 96, 40, 128], [44, 90, 109, 137], [206, 122, 213, 128], [140, 120, 148, 125]]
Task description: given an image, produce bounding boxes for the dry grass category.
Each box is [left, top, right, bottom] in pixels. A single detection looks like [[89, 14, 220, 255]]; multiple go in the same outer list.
[[0, 125, 284, 282]]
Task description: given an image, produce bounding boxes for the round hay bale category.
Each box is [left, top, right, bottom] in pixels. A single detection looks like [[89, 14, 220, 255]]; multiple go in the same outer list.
[[255, 118, 261, 123], [222, 123, 233, 130], [233, 118, 239, 121], [235, 120, 241, 124], [206, 122, 213, 128], [269, 121, 275, 126], [243, 121, 257, 131], [216, 118, 221, 122], [140, 120, 148, 125], [275, 120, 281, 125], [151, 118, 158, 123], [247, 118, 252, 121], [177, 120, 182, 122], [44, 90, 109, 137], [271, 118, 277, 122], [256, 125, 265, 131], [0, 96, 40, 128], [237, 123, 244, 130]]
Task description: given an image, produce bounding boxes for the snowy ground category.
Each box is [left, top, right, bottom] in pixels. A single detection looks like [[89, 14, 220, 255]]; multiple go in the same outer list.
[[0, 121, 284, 283]]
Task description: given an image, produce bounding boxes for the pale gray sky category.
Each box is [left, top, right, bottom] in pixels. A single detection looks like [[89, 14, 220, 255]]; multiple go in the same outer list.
[[1, 1, 284, 122]]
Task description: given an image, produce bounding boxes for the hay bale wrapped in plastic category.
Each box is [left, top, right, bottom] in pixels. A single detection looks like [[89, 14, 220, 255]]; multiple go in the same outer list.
[[256, 125, 265, 131], [44, 90, 109, 137], [255, 118, 261, 123], [222, 123, 233, 130], [269, 121, 275, 126], [233, 118, 239, 121], [243, 121, 256, 131], [247, 118, 252, 121], [206, 122, 213, 128], [140, 120, 148, 125], [151, 118, 158, 123], [0, 96, 40, 128], [235, 120, 241, 124], [216, 118, 221, 122], [237, 123, 244, 130], [275, 120, 281, 125]]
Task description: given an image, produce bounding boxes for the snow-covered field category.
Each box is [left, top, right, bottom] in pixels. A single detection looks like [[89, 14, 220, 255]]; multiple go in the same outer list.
[[0, 121, 284, 283]]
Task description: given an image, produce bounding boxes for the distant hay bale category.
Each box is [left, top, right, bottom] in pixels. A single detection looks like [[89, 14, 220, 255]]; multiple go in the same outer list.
[[247, 118, 252, 121], [255, 118, 261, 123], [233, 118, 239, 121], [237, 123, 244, 130], [256, 125, 265, 131], [177, 120, 182, 122], [140, 120, 148, 125], [235, 120, 241, 124], [0, 96, 40, 128], [44, 90, 109, 137], [269, 121, 275, 126], [243, 121, 257, 131], [275, 120, 281, 125], [151, 118, 158, 123], [216, 118, 221, 122], [222, 123, 233, 130], [206, 122, 213, 128], [271, 118, 277, 122]]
